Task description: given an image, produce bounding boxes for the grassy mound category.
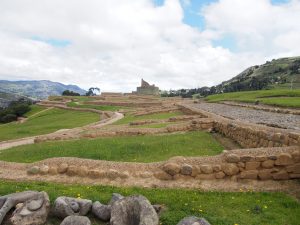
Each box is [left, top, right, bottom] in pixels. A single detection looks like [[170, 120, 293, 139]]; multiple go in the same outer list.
[[0, 107, 99, 141], [0, 180, 299, 225], [206, 89, 300, 108], [0, 131, 224, 163]]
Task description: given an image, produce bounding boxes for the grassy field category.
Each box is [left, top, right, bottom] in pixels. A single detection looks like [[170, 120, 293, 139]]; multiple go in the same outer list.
[[67, 101, 128, 111], [24, 105, 46, 117], [206, 89, 300, 108], [114, 111, 183, 125], [0, 180, 299, 225], [0, 131, 224, 163], [0, 108, 100, 141]]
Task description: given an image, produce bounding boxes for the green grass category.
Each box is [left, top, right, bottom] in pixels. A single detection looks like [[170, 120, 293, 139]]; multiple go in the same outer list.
[[0, 131, 224, 163], [67, 101, 128, 111], [206, 89, 300, 108], [0, 180, 299, 225], [24, 105, 46, 117], [114, 111, 183, 125], [0, 108, 100, 141]]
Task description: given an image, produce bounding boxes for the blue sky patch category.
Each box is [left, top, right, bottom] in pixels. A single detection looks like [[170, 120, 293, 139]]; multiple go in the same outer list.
[[31, 36, 71, 47]]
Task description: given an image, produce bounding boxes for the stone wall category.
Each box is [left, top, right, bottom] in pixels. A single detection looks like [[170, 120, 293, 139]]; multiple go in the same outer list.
[[178, 103, 300, 148], [158, 147, 300, 181], [26, 147, 300, 181]]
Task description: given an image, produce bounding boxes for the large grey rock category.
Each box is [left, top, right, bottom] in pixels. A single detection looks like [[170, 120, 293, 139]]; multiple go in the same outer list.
[[110, 195, 159, 225], [52, 197, 92, 219], [177, 216, 211, 225], [92, 201, 111, 221], [60, 215, 91, 225], [10, 191, 50, 225], [109, 193, 124, 205]]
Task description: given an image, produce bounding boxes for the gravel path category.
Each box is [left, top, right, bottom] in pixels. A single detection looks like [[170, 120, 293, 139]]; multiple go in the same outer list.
[[193, 103, 300, 131]]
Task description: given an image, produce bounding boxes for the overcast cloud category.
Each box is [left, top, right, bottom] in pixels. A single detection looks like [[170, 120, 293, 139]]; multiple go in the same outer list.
[[0, 0, 299, 92]]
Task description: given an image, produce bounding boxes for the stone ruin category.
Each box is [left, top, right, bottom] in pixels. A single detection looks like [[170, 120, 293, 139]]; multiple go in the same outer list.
[[134, 79, 160, 95], [0, 191, 211, 225]]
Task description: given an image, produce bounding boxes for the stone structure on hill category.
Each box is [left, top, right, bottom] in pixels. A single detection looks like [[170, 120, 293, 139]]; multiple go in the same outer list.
[[135, 79, 159, 95]]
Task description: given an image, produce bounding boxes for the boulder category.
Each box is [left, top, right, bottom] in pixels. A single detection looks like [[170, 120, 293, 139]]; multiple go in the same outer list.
[[286, 163, 300, 173], [212, 165, 221, 172], [162, 163, 181, 176], [272, 170, 289, 180], [67, 166, 78, 176], [225, 154, 240, 163], [215, 171, 225, 179], [52, 197, 92, 219], [222, 163, 239, 176], [240, 155, 254, 162], [258, 169, 273, 180], [154, 171, 173, 180], [110, 195, 159, 225], [92, 201, 111, 221], [176, 216, 211, 225], [60, 216, 91, 225], [9, 191, 50, 225]]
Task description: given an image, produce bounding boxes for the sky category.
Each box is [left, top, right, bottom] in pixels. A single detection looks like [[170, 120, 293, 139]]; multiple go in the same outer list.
[[0, 0, 299, 92]]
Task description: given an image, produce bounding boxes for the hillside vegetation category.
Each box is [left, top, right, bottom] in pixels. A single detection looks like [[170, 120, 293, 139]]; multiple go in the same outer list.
[[0, 107, 99, 141], [206, 89, 300, 108]]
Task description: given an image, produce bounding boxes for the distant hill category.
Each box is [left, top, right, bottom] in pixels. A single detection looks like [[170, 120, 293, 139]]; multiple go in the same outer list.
[[215, 56, 300, 93], [0, 80, 86, 100]]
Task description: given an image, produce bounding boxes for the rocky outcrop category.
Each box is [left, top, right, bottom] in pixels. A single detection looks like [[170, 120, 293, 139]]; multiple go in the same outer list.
[[60, 216, 91, 225], [177, 216, 211, 225]]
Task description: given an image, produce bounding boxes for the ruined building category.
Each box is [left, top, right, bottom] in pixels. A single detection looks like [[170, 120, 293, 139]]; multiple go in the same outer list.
[[135, 79, 160, 95]]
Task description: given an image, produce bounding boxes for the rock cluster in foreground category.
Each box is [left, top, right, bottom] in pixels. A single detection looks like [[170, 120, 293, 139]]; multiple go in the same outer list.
[[0, 191, 211, 225]]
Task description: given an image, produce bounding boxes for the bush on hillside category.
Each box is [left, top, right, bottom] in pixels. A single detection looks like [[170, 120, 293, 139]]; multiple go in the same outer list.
[[62, 90, 80, 96], [0, 99, 32, 123]]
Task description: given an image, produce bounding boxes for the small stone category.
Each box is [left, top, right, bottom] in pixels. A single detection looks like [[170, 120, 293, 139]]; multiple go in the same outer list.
[[268, 155, 277, 160], [58, 163, 68, 173], [291, 151, 300, 163], [154, 171, 173, 180], [48, 167, 58, 175], [67, 166, 78, 176], [255, 155, 267, 162], [212, 165, 221, 172], [240, 170, 258, 179], [78, 166, 88, 177], [222, 163, 239, 176], [196, 174, 215, 180], [181, 164, 193, 176], [261, 160, 274, 168], [240, 155, 254, 162], [225, 154, 240, 163], [27, 166, 40, 175], [272, 170, 289, 180], [286, 163, 300, 173], [237, 162, 245, 168], [275, 153, 293, 166], [40, 165, 49, 175], [215, 171, 225, 179], [258, 169, 273, 180], [200, 165, 213, 174], [88, 170, 104, 179], [245, 162, 260, 170], [140, 172, 152, 178], [162, 163, 181, 176], [106, 169, 120, 179], [60, 216, 91, 225], [176, 216, 211, 225]]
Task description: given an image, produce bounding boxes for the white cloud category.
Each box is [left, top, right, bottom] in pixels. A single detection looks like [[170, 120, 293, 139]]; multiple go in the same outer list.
[[0, 0, 299, 92]]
